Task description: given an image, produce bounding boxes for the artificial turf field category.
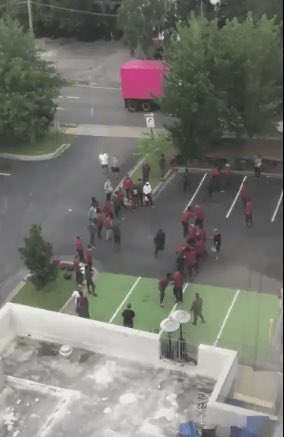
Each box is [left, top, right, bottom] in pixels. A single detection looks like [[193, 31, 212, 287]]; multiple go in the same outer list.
[[88, 272, 280, 368]]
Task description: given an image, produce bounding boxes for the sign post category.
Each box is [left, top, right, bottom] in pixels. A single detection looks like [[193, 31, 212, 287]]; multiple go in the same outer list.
[[144, 112, 155, 137]]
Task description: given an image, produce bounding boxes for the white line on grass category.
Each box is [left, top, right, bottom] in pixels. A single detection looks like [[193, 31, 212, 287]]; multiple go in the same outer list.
[[213, 289, 241, 347], [59, 95, 80, 99], [184, 173, 208, 211], [158, 283, 189, 336], [226, 176, 247, 219], [0, 173, 11, 176], [57, 107, 65, 111], [271, 190, 283, 223], [109, 277, 141, 323]]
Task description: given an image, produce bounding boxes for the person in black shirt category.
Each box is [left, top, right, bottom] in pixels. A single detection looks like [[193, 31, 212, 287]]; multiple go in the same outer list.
[[159, 153, 166, 179], [154, 229, 166, 258], [190, 293, 205, 326], [182, 168, 191, 193], [122, 303, 135, 328], [213, 228, 222, 260]]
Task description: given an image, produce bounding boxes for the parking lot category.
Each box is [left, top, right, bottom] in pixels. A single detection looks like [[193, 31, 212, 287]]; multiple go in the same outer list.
[[96, 170, 283, 295]]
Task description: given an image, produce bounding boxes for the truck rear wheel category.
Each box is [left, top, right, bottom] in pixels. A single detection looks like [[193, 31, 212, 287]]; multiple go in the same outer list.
[[141, 101, 152, 112], [127, 100, 138, 112]]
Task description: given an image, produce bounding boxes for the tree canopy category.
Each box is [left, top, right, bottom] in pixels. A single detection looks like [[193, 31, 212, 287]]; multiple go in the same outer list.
[[0, 19, 63, 143], [162, 13, 283, 159], [19, 224, 58, 288]]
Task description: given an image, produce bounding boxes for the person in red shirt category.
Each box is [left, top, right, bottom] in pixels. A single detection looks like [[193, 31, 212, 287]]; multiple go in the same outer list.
[[85, 245, 93, 268], [185, 247, 198, 278], [96, 208, 104, 239], [104, 213, 113, 241], [240, 183, 249, 208], [187, 224, 197, 244], [102, 201, 113, 217], [194, 204, 204, 226], [181, 207, 193, 237], [159, 273, 172, 307], [74, 236, 84, 262], [73, 255, 83, 285], [172, 270, 184, 303], [196, 237, 208, 261], [212, 166, 221, 192], [197, 223, 207, 242], [142, 163, 151, 183], [244, 198, 253, 227], [123, 174, 133, 201]]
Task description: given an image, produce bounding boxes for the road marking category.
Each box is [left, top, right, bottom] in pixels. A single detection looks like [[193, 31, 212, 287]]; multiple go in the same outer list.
[[184, 173, 207, 211], [0, 173, 11, 176], [59, 95, 80, 99], [226, 176, 247, 219], [153, 170, 176, 199], [158, 283, 189, 336], [74, 84, 120, 91], [213, 289, 241, 346], [57, 107, 64, 111], [109, 277, 141, 323], [271, 190, 283, 223]]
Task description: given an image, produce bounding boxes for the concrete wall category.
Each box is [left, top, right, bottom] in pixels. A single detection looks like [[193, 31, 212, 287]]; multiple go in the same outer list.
[[0, 304, 15, 351], [7, 304, 160, 367]]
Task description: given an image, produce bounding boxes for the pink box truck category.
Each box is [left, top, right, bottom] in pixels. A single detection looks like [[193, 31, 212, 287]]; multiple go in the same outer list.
[[120, 59, 168, 112]]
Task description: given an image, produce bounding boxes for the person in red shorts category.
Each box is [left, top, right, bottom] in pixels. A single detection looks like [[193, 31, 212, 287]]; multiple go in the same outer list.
[[123, 174, 133, 201], [244, 198, 253, 227], [240, 183, 249, 208]]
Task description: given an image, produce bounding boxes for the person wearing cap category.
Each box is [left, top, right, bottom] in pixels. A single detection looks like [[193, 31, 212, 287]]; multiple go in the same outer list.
[[143, 181, 154, 207], [122, 303, 135, 328]]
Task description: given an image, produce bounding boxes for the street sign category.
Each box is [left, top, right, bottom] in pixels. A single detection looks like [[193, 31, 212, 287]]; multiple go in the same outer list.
[[144, 112, 155, 129]]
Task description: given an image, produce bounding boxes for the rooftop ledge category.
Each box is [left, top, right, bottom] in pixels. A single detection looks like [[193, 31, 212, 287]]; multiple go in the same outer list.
[[0, 303, 281, 436]]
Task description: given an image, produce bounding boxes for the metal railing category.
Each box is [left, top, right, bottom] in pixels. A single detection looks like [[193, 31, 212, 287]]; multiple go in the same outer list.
[[160, 336, 197, 365]]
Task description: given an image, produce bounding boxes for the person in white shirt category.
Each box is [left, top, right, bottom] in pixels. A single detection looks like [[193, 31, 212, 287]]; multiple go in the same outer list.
[[88, 205, 97, 223], [254, 154, 262, 178], [99, 152, 109, 171], [104, 178, 113, 202], [143, 181, 154, 207]]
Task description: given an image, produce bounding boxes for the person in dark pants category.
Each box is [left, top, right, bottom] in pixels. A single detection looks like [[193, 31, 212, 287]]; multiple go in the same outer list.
[[142, 163, 151, 183], [254, 155, 262, 178], [159, 273, 172, 307], [190, 293, 205, 325], [136, 179, 144, 206], [88, 221, 96, 248], [154, 229, 166, 257], [113, 191, 121, 218], [73, 256, 83, 285], [96, 208, 104, 239], [180, 207, 193, 237], [76, 291, 90, 319], [159, 153, 166, 179], [207, 179, 214, 198], [213, 229, 222, 261], [173, 270, 184, 303], [244, 199, 253, 227], [176, 249, 186, 275], [85, 265, 97, 296], [112, 218, 121, 249], [182, 168, 191, 193], [85, 245, 93, 268], [122, 303, 135, 328]]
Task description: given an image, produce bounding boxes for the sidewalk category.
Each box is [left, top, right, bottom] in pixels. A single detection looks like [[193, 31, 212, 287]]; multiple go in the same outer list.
[[63, 124, 165, 138]]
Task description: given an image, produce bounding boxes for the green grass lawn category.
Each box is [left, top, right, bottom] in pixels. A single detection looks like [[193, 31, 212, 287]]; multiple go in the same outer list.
[[12, 272, 76, 312], [0, 132, 72, 156]]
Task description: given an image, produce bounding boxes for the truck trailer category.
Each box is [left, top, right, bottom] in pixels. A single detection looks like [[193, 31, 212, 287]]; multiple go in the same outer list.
[[120, 59, 168, 112]]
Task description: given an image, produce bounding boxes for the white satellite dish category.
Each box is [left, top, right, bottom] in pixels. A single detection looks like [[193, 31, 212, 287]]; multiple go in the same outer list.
[[160, 318, 180, 333], [171, 310, 191, 324]]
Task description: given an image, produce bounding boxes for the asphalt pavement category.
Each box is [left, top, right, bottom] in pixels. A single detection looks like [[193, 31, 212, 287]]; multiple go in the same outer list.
[[55, 85, 167, 128], [0, 136, 137, 304], [93, 172, 283, 294]]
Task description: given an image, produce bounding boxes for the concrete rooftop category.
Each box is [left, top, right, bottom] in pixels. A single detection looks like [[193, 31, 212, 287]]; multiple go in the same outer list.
[[0, 337, 214, 437]]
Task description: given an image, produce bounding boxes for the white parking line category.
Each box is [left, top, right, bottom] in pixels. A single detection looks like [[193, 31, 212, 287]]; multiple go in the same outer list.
[[271, 190, 283, 223], [184, 173, 207, 211], [213, 289, 240, 346], [59, 95, 80, 99], [57, 107, 64, 111], [158, 283, 189, 336], [226, 176, 247, 219], [109, 277, 141, 323], [0, 173, 11, 176]]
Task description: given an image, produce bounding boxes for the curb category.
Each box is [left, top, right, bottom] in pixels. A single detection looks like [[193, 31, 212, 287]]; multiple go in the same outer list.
[[4, 280, 26, 305], [153, 168, 175, 198], [0, 143, 71, 162], [174, 166, 283, 179]]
